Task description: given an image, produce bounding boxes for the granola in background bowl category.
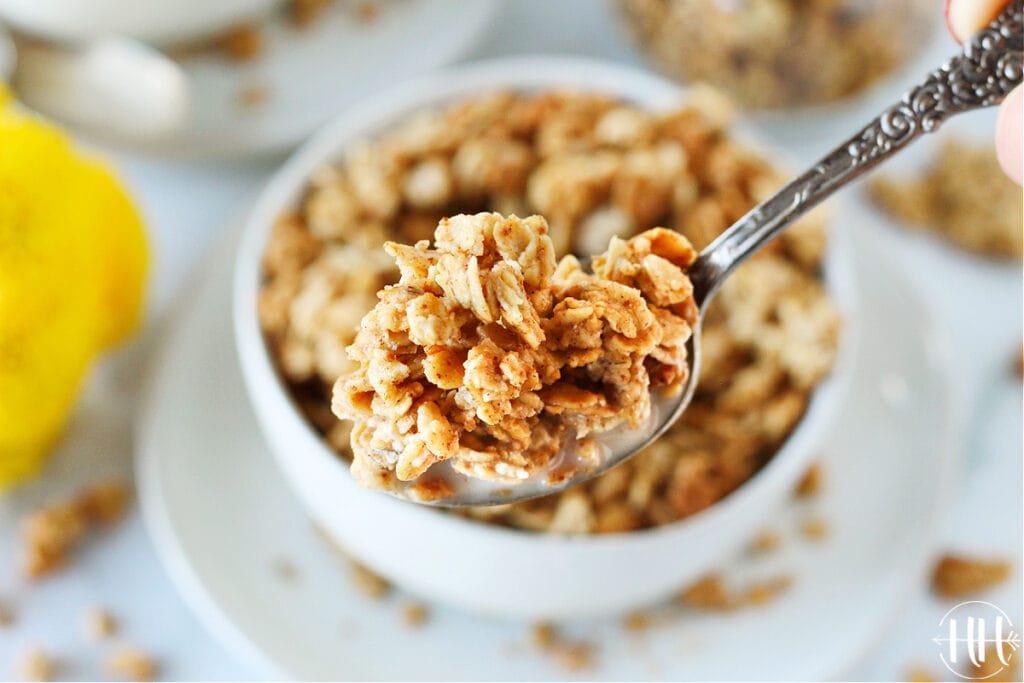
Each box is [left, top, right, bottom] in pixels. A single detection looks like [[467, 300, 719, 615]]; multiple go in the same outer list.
[[869, 140, 1023, 260], [616, 0, 935, 110]]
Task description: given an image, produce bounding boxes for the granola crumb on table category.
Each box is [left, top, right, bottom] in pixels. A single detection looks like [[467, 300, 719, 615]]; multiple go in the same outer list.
[[105, 646, 158, 681], [18, 648, 57, 682], [333, 212, 698, 491], [259, 91, 840, 532], [623, 610, 652, 631], [679, 572, 792, 610], [528, 622, 596, 672], [82, 607, 118, 640], [799, 517, 828, 541], [795, 463, 822, 498], [965, 645, 1021, 681], [749, 530, 781, 554], [401, 602, 429, 627], [931, 554, 1012, 598], [22, 480, 131, 578], [349, 559, 393, 599], [531, 621, 558, 649], [903, 666, 937, 682]]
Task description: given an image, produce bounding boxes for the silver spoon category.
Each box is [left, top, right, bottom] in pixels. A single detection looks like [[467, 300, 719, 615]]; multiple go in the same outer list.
[[386, 0, 1022, 507], [0, 24, 189, 142]]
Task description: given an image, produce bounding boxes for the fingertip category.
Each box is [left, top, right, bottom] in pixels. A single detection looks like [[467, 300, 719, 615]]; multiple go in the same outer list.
[[995, 85, 1023, 187]]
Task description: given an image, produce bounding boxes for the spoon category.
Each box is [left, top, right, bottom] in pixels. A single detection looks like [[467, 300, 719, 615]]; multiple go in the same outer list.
[[0, 24, 189, 142], [383, 0, 1022, 507]]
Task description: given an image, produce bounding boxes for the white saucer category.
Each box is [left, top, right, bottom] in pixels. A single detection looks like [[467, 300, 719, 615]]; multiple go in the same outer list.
[[136, 226, 960, 680], [90, 0, 498, 158]]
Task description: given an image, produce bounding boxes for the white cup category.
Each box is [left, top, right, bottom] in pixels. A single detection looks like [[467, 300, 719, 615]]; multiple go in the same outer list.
[[0, 0, 281, 44]]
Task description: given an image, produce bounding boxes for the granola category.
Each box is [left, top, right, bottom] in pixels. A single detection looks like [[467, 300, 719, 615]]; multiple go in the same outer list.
[[333, 213, 698, 489], [17, 648, 57, 682], [932, 554, 1012, 598], [82, 608, 118, 640], [678, 572, 792, 610], [22, 480, 130, 578], [259, 91, 839, 531], [105, 646, 158, 681], [618, 0, 933, 109], [870, 140, 1024, 259]]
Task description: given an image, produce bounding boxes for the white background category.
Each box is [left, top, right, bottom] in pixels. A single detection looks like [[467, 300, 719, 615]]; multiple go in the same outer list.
[[0, 0, 1021, 679]]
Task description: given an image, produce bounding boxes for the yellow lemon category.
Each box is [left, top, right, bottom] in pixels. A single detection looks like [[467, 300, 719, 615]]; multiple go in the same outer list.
[[0, 97, 149, 488]]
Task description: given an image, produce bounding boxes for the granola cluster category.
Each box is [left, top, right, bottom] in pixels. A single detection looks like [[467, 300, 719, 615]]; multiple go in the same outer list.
[[870, 140, 1024, 260], [333, 213, 698, 489], [618, 0, 933, 109], [22, 480, 130, 578], [258, 91, 840, 530]]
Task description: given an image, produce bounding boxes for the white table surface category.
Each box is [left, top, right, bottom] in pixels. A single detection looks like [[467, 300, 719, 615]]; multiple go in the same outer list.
[[1, 1, 1021, 680]]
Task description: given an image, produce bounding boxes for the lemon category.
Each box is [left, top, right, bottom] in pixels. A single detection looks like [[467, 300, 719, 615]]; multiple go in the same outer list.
[[0, 95, 149, 488]]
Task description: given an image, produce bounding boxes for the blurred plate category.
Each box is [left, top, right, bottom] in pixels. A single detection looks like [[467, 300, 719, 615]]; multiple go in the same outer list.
[[136, 223, 959, 679], [83, 0, 498, 158]]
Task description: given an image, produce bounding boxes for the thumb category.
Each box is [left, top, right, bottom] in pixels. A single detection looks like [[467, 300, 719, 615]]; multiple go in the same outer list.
[[995, 85, 1023, 186]]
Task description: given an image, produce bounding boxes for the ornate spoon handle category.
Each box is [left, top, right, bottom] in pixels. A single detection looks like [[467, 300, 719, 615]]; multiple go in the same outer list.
[[689, 0, 1024, 304]]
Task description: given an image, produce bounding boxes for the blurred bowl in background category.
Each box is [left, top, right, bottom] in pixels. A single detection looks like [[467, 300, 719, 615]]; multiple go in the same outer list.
[[0, 0, 281, 44], [233, 56, 857, 619]]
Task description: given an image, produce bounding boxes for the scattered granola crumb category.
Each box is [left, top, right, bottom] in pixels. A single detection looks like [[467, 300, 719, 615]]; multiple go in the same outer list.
[[749, 530, 781, 554], [742, 576, 792, 606], [679, 574, 732, 610], [623, 610, 651, 631], [800, 518, 828, 541], [680, 573, 794, 610], [531, 621, 558, 649], [272, 557, 301, 583], [0, 600, 13, 627], [356, 1, 380, 22], [401, 602, 429, 628], [22, 480, 131, 578], [290, 0, 332, 26], [349, 560, 391, 598], [550, 640, 595, 673], [932, 554, 1012, 598], [1014, 344, 1023, 378], [238, 84, 270, 110], [82, 607, 118, 640], [527, 621, 596, 671], [964, 645, 1020, 681], [18, 648, 57, 682], [904, 666, 936, 682], [870, 140, 1023, 259], [105, 646, 158, 681], [218, 23, 263, 62], [79, 481, 130, 525], [795, 463, 823, 497]]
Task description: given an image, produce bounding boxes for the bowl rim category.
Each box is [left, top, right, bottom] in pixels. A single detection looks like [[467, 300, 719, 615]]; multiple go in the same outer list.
[[233, 53, 856, 547]]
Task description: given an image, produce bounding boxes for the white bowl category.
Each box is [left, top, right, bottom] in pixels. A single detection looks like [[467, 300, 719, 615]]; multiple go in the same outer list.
[[234, 55, 856, 619], [0, 0, 280, 44]]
